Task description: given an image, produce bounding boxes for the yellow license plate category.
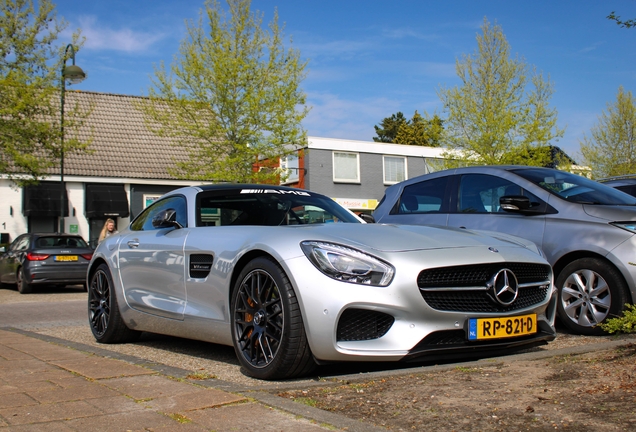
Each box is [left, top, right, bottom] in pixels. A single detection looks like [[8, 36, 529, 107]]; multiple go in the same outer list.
[[468, 314, 536, 340], [55, 255, 78, 262]]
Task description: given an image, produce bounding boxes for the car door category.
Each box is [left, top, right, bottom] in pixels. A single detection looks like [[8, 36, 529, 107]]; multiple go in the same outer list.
[[446, 174, 547, 249], [0, 235, 30, 284], [118, 195, 189, 320]]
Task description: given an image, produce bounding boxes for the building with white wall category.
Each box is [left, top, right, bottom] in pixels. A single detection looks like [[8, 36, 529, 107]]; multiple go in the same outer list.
[[1, 90, 203, 247]]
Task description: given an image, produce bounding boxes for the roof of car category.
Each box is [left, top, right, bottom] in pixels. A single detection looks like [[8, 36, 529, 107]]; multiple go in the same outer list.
[[29, 233, 85, 237], [597, 175, 636, 186], [196, 183, 305, 192]]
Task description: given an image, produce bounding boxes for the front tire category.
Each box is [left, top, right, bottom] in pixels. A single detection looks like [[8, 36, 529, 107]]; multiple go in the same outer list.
[[556, 258, 628, 335], [231, 257, 315, 380], [88, 263, 140, 343], [17, 267, 32, 294]]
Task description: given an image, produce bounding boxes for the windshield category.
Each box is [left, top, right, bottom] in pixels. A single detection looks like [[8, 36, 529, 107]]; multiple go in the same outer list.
[[512, 168, 636, 205], [197, 189, 361, 226], [35, 236, 89, 248]]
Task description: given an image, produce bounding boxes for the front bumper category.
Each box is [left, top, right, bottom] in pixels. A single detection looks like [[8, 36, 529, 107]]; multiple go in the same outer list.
[[283, 248, 557, 363]]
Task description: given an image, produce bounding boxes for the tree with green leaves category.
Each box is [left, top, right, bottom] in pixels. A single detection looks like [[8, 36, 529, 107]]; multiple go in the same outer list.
[[608, 10, 636, 28], [395, 111, 444, 147], [373, 112, 407, 143], [141, 0, 308, 183], [374, 111, 443, 146], [0, 0, 86, 184], [580, 86, 636, 179], [437, 18, 564, 167]]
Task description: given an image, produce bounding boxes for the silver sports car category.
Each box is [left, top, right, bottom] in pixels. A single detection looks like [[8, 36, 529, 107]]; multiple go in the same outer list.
[[87, 184, 557, 380]]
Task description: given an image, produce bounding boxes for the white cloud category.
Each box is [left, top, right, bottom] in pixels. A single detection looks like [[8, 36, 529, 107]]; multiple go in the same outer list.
[[304, 92, 408, 141], [78, 16, 167, 53], [579, 41, 605, 54]]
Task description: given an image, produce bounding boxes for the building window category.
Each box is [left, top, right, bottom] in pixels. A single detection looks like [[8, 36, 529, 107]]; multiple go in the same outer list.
[[383, 156, 407, 184], [280, 154, 299, 184], [333, 151, 360, 183]]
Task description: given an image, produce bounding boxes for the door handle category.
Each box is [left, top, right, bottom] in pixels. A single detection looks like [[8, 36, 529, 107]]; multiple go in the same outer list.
[[127, 240, 140, 248]]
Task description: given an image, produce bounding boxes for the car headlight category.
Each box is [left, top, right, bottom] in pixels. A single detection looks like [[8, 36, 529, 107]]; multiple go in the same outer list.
[[611, 222, 636, 234], [300, 241, 395, 286]]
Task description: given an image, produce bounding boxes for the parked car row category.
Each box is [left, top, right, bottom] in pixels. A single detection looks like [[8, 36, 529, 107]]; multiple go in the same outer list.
[[3, 167, 635, 380]]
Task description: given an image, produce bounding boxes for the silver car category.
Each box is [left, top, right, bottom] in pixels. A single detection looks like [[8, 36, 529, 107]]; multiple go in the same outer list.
[[374, 166, 636, 336], [88, 184, 556, 380]]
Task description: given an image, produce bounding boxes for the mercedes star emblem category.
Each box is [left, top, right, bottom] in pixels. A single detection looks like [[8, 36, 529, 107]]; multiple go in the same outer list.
[[488, 268, 519, 306]]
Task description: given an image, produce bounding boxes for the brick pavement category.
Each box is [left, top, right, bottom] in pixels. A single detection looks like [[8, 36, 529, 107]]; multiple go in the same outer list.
[[0, 329, 349, 431]]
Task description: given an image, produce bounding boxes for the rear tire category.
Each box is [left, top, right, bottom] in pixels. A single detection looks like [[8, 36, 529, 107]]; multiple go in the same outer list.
[[556, 258, 628, 335], [17, 268, 32, 294], [231, 257, 315, 380], [88, 263, 140, 343]]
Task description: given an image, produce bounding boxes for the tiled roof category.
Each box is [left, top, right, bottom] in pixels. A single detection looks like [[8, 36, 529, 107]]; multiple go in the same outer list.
[[58, 90, 195, 180]]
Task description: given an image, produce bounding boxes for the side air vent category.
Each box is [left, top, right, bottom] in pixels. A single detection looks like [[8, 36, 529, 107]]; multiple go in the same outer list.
[[190, 254, 214, 279]]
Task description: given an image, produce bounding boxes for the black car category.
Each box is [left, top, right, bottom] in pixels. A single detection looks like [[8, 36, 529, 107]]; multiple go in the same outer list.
[[0, 233, 93, 294], [598, 175, 636, 197]]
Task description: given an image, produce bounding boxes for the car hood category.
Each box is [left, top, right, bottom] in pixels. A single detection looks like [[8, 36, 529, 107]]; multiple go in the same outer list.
[[300, 223, 536, 253], [583, 204, 636, 221]]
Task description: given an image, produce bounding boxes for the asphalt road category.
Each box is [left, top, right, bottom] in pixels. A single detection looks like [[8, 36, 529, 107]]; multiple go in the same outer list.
[[0, 286, 87, 328]]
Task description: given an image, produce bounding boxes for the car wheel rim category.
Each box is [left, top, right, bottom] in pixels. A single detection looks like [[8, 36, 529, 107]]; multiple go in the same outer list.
[[234, 269, 283, 369], [560, 269, 611, 327], [17, 270, 23, 290], [89, 270, 111, 337]]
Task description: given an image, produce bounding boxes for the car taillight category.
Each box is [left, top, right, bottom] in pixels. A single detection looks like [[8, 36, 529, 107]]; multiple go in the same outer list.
[[26, 252, 49, 261], [81, 253, 93, 260]]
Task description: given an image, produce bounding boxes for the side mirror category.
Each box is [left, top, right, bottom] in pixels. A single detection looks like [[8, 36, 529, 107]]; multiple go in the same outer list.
[[152, 208, 183, 229], [358, 213, 375, 223], [499, 195, 531, 212]]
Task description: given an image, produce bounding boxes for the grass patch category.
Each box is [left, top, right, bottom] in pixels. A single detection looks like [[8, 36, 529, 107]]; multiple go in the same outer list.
[[167, 413, 191, 424]]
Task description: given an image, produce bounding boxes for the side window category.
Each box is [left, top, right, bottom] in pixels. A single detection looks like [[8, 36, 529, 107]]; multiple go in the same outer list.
[[458, 174, 542, 213], [130, 196, 187, 231], [394, 177, 449, 214], [13, 236, 30, 251]]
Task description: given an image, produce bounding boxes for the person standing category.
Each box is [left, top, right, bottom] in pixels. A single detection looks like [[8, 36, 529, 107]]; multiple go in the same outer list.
[[98, 218, 118, 244]]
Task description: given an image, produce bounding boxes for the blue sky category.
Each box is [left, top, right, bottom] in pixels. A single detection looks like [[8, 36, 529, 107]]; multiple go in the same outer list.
[[54, 0, 636, 161]]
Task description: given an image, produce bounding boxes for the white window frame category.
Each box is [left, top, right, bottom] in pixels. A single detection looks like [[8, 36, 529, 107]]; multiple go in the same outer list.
[[280, 154, 299, 184], [383, 155, 408, 185], [332, 151, 360, 183]]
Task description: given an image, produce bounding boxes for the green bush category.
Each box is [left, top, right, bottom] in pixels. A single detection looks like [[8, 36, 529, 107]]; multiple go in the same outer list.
[[600, 304, 636, 334]]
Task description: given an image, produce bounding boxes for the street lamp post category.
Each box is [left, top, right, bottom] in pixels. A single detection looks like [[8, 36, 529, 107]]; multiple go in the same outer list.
[[59, 44, 86, 233]]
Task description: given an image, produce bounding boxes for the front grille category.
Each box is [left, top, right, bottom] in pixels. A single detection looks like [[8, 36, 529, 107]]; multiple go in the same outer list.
[[421, 286, 550, 313], [418, 263, 551, 313], [337, 309, 395, 341], [418, 263, 550, 287]]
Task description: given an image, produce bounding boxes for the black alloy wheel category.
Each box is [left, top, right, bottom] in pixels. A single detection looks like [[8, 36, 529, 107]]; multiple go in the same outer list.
[[88, 263, 140, 343], [17, 267, 32, 294], [231, 257, 315, 380]]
